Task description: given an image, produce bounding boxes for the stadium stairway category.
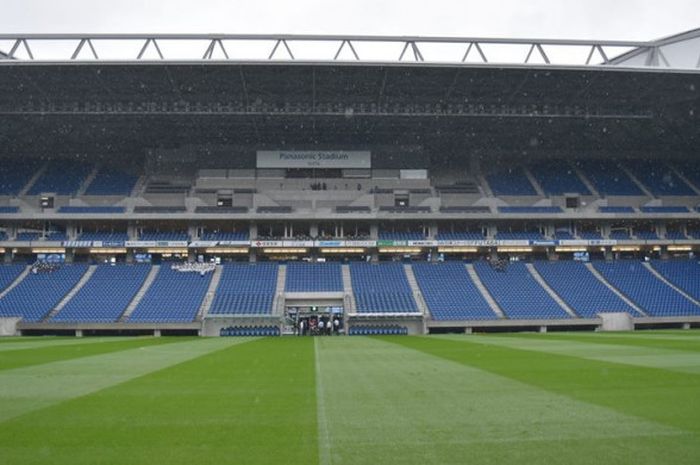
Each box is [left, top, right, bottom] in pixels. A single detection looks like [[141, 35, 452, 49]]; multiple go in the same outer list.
[[77, 166, 100, 196], [341, 264, 357, 314], [464, 264, 505, 318], [118, 265, 160, 322], [43, 265, 97, 321], [620, 165, 654, 198], [195, 265, 223, 320], [670, 166, 700, 195], [18, 162, 48, 196], [403, 264, 429, 316], [584, 262, 647, 316], [642, 262, 700, 307], [570, 162, 600, 197], [523, 167, 546, 197], [0, 266, 31, 299], [272, 264, 287, 316], [477, 173, 495, 197], [525, 263, 578, 317]]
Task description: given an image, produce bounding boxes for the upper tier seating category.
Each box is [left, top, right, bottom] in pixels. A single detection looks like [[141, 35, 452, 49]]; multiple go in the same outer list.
[[350, 262, 418, 313], [635, 230, 659, 240], [0, 206, 19, 213], [675, 160, 700, 192], [285, 262, 342, 292], [209, 263, 278, 315], [530, 160, 591, 195], [200, 231, 249, 241], [84, 168, 138, 196], [627, 161, 695, 196], [495, 231, 544, 241], [639, 206, 690, 213], [609, 230, 631, 240], [412, 262, 498, 320], [378, 232, 425, 241], [473, 261, 570, 319], [28, 160, 92, 195], [15, 232, 39, 241], [486, 167, 537, 196], [553, 231, 575, 240], [498, 206, 562, 214], [0, 158, 41, 195], [579, 231, 604, 240], [534, 261, 638, 318], [0, 264, 88, 322], [436, 232, 484, 241], [0, 265, 25, 293], [593, 261, 700, 317], [128, 265, 212, 322], [0, 231, 6, 241], [45, 232, 67, 241], [51, 265, 150, 322], [649, 260, 700, 301], [139, 231, 189, 241], [576, 160, 643, 196], [665, 231, 687, 240], [77, 232, 129, 243], [58, 206, 126, 214], [599, 206, 635, 213]]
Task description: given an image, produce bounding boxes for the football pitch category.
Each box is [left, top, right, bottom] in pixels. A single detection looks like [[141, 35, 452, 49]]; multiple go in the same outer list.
[[1, 331, 699, 465]]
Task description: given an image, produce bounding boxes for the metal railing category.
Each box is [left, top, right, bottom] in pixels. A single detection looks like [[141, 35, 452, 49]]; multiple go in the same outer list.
[[0, 33, 681, 68]]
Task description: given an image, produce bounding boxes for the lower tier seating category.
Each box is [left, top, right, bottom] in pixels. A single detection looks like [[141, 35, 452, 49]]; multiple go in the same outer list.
[[350, 262, 418, 313]]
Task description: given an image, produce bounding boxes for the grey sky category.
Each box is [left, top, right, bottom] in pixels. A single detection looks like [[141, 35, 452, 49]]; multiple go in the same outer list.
[[0, 0, 698, 41]]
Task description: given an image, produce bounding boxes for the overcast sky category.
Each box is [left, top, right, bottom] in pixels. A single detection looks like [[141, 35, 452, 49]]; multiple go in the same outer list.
[[1, 0, 698, 40]]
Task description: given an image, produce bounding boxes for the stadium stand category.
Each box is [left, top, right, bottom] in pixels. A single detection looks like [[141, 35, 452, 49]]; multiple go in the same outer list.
[[28, 159, 92, 195], [128, 265, 212, 322], [530, 160, 591, 195], [209, 263, 278, 315], [378, 232, 425, 241], [649, 260, 700, 301], [58, 206, 126, 214], [0, 158, 42, 195], [220, 326, 280, 337], [593, 261, 700, 316], [639, 206, 690, 213], [436, 232, 484, 240], [494, 231, 545, 241], [285, 262, 342, 292], [139, 231, 189, 241], [579, 231, 604, 240], [349, 325, 408, 335], [627, 161, 695, 196], [486, 167, 538, 196], [599, 206, 636, 213], [664, 230, 687, 240], [576, 160, 643, 196], [0, 206, 19, 213], [498, 206, 562, 214], [200, 231, 249, 241], [553, 230, 575, 240], [84, 168, 139, 196], [15, 232, 39, 241], [534, 261, 638, 318], [0, 264, 88, 322], [77, 232, 129, 243], [0, 265, 25, 293], [473, 261, 570, 319], [51, 265, 150, 322], [45, 232, 68, 241], [609, 230, 632, 240], [349, 262, 418, 313], [412, 262, 498, 320]]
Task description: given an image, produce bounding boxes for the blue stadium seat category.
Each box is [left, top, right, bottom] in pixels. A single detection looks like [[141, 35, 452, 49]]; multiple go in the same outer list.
[[576, 160, 642, 196], [599, 206, 635, 213], [139, 231, 190, 241], [58, 206, 126, 214], [498, 206, 562, 214], [200, 231, 250, 241], [84, 168, 138, 196], [627, 161, 695, 196], [128, 265, 211, 322], [473, 261, 570, 319], [593, 261, 700, 317], [0, 265, 26, 293], [530, 160, 591, 195], [412, 262, 498, 320], [534, 261, 638, 318], [486, 167, 537, 196], [51, 265, 150, 322], [436, 232, 484, 241], [0, 158, 41, 195], [285, 262, 342, 292], [350, 262, 418, 313], [0, 264, 88, 322], [209, 263, 278, 315], [649, 260, 700, 302], [378, 232, 425, 241], [28, 160, 92, 195]]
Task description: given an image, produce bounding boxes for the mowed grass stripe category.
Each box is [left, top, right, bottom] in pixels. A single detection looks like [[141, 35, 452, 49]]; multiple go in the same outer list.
[[0, 336, 144, 353], [315, 336, 687, 465], [391, 335, 700, 434], [0, 337, 318, 465], [0, 337, 250, 423], [441, 333, 700, 374], [0, 336, 182, 371], [516, 331, 700, 353]]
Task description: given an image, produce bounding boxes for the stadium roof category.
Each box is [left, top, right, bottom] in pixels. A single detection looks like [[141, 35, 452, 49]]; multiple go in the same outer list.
[[0, 32, 698, 70]]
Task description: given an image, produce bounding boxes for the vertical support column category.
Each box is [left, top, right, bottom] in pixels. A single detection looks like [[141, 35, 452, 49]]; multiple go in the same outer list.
[[249, 222, 257, 240], [154, 329, 161, 337], [127, 222, 138, 241], [67, 222, 78, 240], [75, 329, 83, 337], [370, 223, 378, 239], [65, 249, 74, 263], [249, 248, 257, 263], [539, 326, 547, 333]]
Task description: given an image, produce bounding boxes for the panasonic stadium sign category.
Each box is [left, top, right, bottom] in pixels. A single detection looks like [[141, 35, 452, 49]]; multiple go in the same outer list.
[[257, 150, 371, 169]]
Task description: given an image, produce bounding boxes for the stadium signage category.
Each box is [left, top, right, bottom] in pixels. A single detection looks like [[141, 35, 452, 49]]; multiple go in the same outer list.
[[558, 239, 617, 246], [125, 241, 189, 247], [256, 150, 371, 169]]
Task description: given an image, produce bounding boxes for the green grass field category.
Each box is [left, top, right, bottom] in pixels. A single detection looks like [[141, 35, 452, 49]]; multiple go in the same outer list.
[[1, 331, 699, 465]]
